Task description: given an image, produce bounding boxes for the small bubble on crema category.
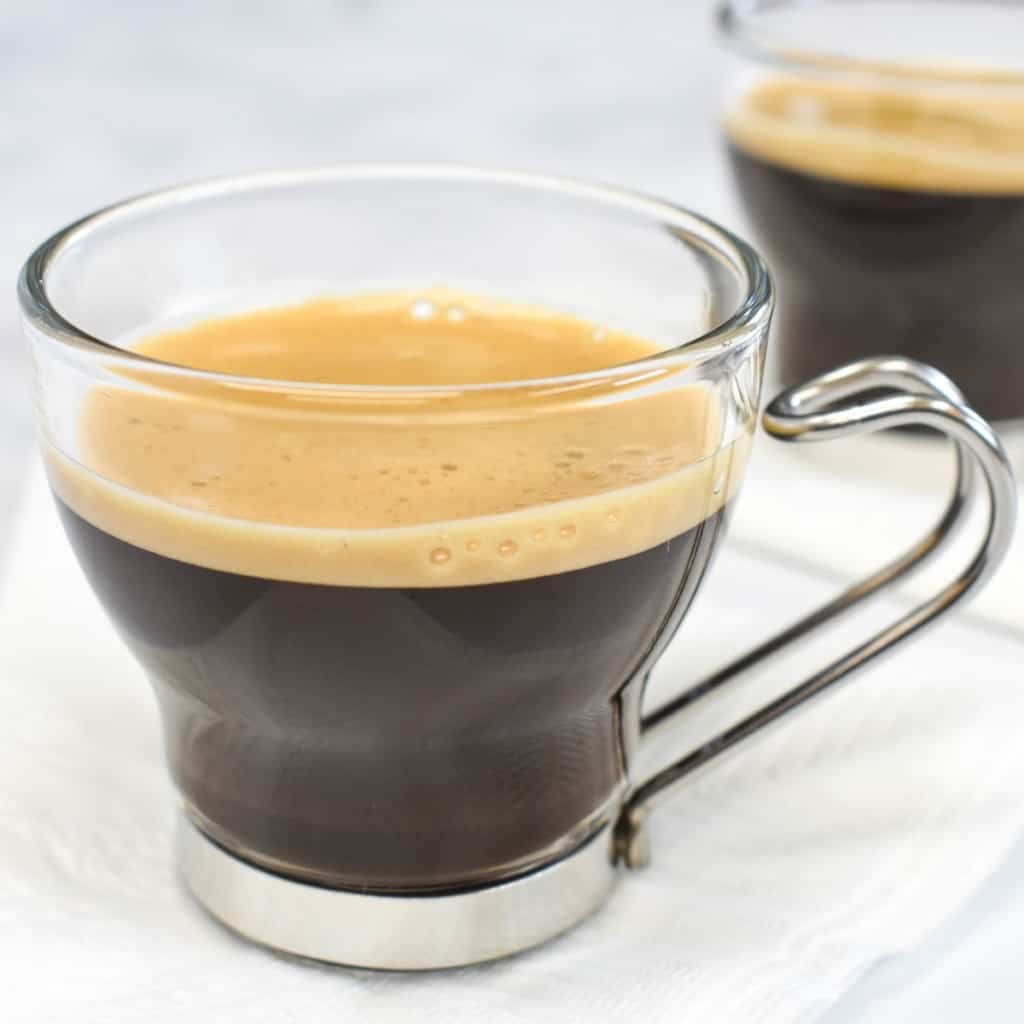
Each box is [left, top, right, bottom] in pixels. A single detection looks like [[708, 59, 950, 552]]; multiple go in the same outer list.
[[429, 547, 452, 565], [410, 298, 435, 320]]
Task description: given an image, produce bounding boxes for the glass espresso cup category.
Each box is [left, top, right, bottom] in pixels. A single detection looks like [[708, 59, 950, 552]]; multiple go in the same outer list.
[[718, 0, 1024, 430], [18, 166, 1015, 969]]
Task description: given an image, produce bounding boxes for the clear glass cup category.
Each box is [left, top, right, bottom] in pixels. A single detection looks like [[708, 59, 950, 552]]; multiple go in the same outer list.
[[18, 165, 1014, 968], [718, 0, 1024, 437]]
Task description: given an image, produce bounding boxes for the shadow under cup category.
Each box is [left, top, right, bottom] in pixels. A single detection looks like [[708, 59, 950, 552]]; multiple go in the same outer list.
[[21, 168, 768, 893]]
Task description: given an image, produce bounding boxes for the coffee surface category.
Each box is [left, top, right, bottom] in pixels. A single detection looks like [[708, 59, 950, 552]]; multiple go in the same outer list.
[[54, 290, 740, 586], [51, 291, 743, 890], [727, 76, 1024, 193]]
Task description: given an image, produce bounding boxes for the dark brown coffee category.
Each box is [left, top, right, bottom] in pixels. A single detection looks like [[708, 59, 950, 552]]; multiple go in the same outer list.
[[56, 499, 728, 889], [48, 291, 745, 890], [727, 77, 1024, 423]]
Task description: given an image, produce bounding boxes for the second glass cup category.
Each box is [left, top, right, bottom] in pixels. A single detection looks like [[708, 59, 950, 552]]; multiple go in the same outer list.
[[718, 0, 1024, 431]]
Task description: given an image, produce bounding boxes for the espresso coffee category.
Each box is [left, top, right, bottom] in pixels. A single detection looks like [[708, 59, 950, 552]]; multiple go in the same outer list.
[[49, 292, 744, 890], [727, 76, 1024, 422]]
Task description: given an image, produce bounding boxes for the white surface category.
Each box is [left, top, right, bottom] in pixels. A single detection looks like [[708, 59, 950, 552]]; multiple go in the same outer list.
[[3, 457, 1024, 1023], [3, 1, 1024, 1019], [731, 430, 1024, 634], [822, 831, 1024, 1024]]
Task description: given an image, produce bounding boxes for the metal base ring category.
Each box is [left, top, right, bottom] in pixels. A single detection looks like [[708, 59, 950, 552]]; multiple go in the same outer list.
[[179, 817, 617, 969]]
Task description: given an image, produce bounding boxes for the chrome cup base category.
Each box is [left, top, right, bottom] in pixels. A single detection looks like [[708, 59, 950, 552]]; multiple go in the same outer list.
[[178, 815, 616, 970]]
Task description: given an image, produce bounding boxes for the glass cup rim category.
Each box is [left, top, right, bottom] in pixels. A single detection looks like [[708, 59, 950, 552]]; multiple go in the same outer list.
[[17, 162, 772, 397], [716, 0, 1024, 89]]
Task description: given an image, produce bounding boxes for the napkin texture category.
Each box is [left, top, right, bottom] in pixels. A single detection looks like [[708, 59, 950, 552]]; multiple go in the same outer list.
[[730, 430, 1024, 633], [2, 457, 1023, 1023]]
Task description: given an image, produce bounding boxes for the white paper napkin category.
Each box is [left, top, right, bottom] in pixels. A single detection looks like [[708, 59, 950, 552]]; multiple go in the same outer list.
[[729, 427, 1023, 634], [3, 456, 1024, 1023]]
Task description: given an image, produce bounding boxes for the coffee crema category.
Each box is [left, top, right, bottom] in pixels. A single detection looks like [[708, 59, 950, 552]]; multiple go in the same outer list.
[[50, 291, 745, 890], [727, 76, 1024, 193], [52, 291, 742, 588], [726, 76, 1024, 422]]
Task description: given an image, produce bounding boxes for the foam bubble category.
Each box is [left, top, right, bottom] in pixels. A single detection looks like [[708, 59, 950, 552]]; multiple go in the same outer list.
[[409, 298, 436, 320], [788, 95, 823, 122], [429, 547, 452, 565]]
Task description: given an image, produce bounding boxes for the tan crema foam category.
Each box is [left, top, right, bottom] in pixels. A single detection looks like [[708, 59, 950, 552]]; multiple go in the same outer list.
[[727, 76, 1024, 193], [49, 291, 747, 587]]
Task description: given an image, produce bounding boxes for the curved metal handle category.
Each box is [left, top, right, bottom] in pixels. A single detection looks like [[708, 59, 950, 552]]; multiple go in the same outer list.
[[614, 357, 1017, 868]]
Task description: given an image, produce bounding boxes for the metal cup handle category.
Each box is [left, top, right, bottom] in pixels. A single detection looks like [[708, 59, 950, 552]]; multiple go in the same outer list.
[[615, 356, 1017, 867]]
